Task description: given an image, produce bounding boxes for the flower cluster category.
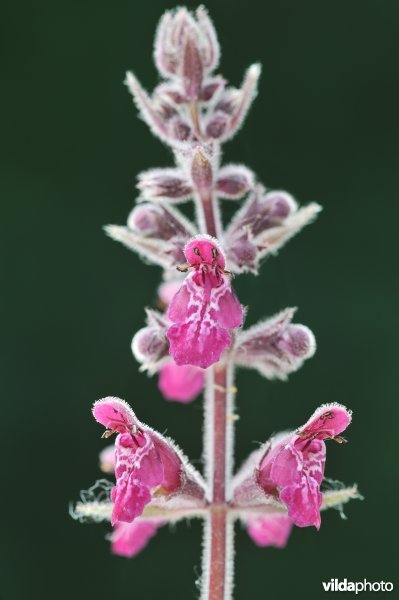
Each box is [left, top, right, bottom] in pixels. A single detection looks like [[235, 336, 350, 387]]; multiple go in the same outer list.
[[72, 398, 358, 557], [72, 7, 360, 597]]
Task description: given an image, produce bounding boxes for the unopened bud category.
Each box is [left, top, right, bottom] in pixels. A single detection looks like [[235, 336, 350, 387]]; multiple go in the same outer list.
[[234, 308, 316, 380], [276, 325, 315, 358], [225, 187, 321, 273], [205, 112, 229, 139], [200, 77, 225, 102], [137, 169, 192, 202], [182, 34, 204, 101], [216, 165, 254, 199], [154, 7, 220, 83], [128, 202, 193, 241], [227, 232, 258, 272], [132, 326, 167, 364], [131, 309, 169, 372], [169, 116, 192, 141]]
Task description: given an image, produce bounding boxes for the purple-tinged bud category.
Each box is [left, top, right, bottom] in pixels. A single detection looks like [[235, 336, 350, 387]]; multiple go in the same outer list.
[[105, 201, 196, 270], [137, 168, 193, 202], [132, 309, 169, 373], [152, 94, 178, 122], [190, 146, 213, 195], [216, 165, 254, 199], [195, 6, 220, 73], [234, 308, 316, 380], [276, 325, 315, 358], [154, 9, 193, 77], [200, 77, 225, 102], [155, 83, 186, 105], [154, 7, 220, 82], [182, 34, 204, 101], [133, 326, 166, 363], [128, 202, 192, 241], [169, 116, 192, 141], [215, 89, 241, 115], [227, 232, 258, 272], [205, 112, 229, 139], [224, 186, 321, 273]]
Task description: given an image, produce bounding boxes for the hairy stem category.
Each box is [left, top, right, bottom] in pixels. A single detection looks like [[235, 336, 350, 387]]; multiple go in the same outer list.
[[199, 190, 220, 238], [202, 361, 236, 600]]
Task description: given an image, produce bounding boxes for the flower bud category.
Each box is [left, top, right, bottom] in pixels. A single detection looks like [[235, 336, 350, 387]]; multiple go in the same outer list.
[[154, 9, 193, 77], [225, 186, 321, 273], [205, 112, 229, 139], [182, 34, 204, 101], [128, 203, 190, 241], [234, 308, 316, 380], [216, 165, 254, 199], [200, 77, 225, 102], [195, 6, 220, 72], [137, 168, 192, 202], [276, 325, 315, 358], [169, 115, 192, 141], [131, 309, 169, 373], [226, 231, 257, 272], [154, 7, 220, 80]]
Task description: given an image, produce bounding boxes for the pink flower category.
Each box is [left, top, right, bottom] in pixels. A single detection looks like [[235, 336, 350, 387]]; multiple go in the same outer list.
[[158, 361, 205, 403], [157, 280, 182, 308], [99, 444, 116, 473], [93, 398, 182, 525], [166, 235, 243, 368], [246, 515, 293, 548], [111, 520, 160, 558], [257, 404, 352, 529]]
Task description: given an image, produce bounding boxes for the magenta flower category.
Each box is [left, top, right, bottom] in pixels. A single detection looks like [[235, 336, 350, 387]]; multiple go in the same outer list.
[[166, 235, 243, 368], [257, 404, 352, 529], [111, 520, 161, 558], [246, 515, 293, 549], [158, 361, 205, 402], [93, 397, 199, 525], [99, 444, 116, 473]]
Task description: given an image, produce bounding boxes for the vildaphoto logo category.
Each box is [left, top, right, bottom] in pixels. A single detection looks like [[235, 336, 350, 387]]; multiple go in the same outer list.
[[322, 579, 394, 593]]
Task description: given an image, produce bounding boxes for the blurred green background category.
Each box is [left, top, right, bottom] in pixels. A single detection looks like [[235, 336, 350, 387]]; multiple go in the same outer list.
[[2, 0, 398, 598]]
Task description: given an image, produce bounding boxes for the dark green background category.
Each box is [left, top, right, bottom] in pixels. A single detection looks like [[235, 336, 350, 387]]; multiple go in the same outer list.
[[2, 0, 398, 598]]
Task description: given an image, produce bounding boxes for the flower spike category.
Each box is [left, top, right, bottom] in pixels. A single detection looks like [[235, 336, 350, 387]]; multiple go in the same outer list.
[[74, 6, 360, 595]]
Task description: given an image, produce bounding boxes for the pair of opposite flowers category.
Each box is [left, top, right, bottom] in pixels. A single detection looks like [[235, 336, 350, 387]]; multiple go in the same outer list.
[[84, 235, 354, 558]]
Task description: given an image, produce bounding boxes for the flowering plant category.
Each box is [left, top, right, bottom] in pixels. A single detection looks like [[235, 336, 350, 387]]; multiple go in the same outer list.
[[71, 7, 361, 598]]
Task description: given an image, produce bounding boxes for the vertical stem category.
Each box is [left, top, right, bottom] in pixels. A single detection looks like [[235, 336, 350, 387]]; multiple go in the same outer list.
[[200, 191, 220, 239], [202, 363, 236, 600], [192, 122, 235, 598], [212, 365, 228, 502]]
